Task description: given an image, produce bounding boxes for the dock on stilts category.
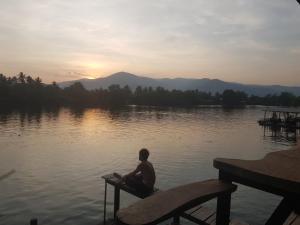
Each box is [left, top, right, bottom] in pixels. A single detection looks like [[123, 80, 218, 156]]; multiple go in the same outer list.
[[258, 110, 300, 130], [113, 147, 300, 225]]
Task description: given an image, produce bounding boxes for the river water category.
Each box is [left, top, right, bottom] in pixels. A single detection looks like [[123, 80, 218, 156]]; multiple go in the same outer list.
[[0, 106, 299, 225]]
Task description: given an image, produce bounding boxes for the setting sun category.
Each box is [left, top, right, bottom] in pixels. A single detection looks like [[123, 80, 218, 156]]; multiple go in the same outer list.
[[85, 62, 102, 70]]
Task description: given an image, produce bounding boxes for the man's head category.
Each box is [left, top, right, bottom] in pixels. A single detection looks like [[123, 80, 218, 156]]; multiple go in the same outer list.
[[139, 148, 149, 161]]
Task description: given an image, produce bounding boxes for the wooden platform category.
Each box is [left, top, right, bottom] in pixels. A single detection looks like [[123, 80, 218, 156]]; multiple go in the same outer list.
[[214, 148, 300, 225], [117, 179, 237, 225], [102, 173, 159, 198], [283, 212, 300, 225], [214, 149, 300, 196], [183, 206, 249, 225], [102, 173, 159, 223]]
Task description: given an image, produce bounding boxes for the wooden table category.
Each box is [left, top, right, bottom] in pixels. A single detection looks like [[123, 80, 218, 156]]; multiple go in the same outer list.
[[102, 173, 159, 223], [214, 147, 300, 225]]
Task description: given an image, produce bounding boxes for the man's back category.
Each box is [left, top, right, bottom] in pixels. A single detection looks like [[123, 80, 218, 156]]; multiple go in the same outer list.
[[139, 161, 156, 188]]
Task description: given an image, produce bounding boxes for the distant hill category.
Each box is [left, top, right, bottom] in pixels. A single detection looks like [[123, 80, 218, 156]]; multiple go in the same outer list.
[[59, 72, 300, 96]]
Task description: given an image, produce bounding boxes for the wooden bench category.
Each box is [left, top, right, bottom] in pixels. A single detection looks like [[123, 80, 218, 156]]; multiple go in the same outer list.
[[116, 179, 237, 225], [115, 178, 300, 225], [102, 173, 159, 223]]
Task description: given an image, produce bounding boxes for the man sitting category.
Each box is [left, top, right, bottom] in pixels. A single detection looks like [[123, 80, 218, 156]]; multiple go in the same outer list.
[[120, 148, 156, 195]]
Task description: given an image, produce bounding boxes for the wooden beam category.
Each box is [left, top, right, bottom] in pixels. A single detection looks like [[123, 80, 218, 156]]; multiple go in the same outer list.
[[266, 198, 296, 225], [30, 218, 38, 225], [216, 192, 232, 225], [114, 186, 120, 219]]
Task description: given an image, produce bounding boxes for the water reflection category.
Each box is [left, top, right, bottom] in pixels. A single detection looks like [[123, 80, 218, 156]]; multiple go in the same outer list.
[[0, 108, 13, 123], [0, 107, 61, 125], [69, 107, 86, 120], [263, 126, 299, 144], [0, 106, 299, 225]]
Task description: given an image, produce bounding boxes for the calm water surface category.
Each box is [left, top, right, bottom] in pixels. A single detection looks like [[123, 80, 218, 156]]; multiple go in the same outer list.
[[0, 106, 299, 225]]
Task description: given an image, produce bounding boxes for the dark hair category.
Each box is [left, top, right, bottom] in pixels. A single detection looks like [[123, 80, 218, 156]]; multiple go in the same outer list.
[[139, 148, 149, 161]]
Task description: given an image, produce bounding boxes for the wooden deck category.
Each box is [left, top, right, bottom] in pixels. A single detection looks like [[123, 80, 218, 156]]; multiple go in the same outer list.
[[108, 147, 300, 225], [103, 207, 300, 225], [214, 148, 300, 196], [117, 179, 236, 225], [115, 205, 250, 225], [214, 147, 300, 225], [102, 173, 159, 222], [183, 206, 300, 225], [284, 212, 299, 225], [102, 173, 159, 199], [183, 205, 249, 225]]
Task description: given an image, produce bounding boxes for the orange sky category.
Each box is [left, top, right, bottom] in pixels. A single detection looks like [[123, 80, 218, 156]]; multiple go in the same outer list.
[[0, 0, 300, 85]]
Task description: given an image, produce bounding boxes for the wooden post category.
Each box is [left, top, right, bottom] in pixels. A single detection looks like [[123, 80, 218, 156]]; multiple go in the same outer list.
[[30, 218, 38, 225], [103, 181, 107, 224], [114, 186, 120, 219], [216, 192, 231, 225], [265, 198, 294, 225], [172, 215, 180, 225], [216, 171, 232, 225]]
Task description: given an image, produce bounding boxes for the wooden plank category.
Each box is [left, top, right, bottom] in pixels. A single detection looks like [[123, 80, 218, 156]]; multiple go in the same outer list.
[[184, 206, 249, 225], [214, 148, 300, 196], [182, 219, 249, 225], [102, 173, 159, 199], [206, 213, 216, 225], [191, 206, 215, 222], [117, 179, 237, 225], [184, 205, 203, 215], [291, 215, 300, 225], [182, 206, 214, 225], [284, 212, 298, 225], [284, 212, 300, 225], [184, 207, 296, 225]]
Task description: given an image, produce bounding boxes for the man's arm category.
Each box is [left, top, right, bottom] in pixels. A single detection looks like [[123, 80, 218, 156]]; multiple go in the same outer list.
[[123, 164, 142, 179]]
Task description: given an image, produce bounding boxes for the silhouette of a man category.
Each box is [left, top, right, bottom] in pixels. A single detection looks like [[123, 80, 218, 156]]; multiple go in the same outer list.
[[121, 148, 156, 194]]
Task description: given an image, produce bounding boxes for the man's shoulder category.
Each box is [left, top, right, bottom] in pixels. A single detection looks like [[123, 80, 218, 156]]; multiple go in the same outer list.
[[139, 161, 152, 167]]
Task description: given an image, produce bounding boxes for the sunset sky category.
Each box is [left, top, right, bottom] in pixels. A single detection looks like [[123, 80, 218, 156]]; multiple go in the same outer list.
[[0, 0, 300, 85]]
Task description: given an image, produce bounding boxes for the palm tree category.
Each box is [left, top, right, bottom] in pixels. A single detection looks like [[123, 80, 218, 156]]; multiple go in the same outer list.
[[17, 72, 26, 84]]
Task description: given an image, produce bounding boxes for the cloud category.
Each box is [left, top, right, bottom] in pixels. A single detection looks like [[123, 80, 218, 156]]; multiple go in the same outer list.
[[0, 0, 299, 84]]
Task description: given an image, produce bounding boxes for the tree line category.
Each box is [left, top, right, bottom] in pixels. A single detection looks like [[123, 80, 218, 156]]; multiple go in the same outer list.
[[1, 72, 300, 108]]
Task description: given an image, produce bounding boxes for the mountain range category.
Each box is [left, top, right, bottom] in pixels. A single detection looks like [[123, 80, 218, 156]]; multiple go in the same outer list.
[[59, 72, 300, 96]]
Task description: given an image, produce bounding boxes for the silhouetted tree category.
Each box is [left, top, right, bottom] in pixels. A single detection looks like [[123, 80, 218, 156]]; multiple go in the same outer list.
[[64, 82, 90, 106], [222, 89, 247, 106], [1, 73, 300, 108], [278, 92, 296, 106]]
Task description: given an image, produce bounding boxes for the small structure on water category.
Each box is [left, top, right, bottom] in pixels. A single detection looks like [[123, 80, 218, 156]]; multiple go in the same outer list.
[[258, 110, 300, 129]]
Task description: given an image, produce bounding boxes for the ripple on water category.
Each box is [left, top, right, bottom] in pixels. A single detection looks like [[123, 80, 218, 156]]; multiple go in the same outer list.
[[0, 106, 298, 225]]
